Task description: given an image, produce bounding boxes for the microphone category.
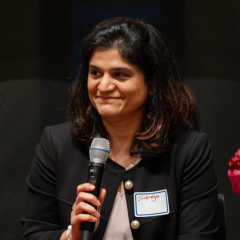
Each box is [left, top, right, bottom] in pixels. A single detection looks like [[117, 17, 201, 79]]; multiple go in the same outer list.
[[80, 138, 110, 240]]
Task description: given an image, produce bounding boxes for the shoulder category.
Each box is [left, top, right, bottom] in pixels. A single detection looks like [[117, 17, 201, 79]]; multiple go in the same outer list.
[[40, 121, 86, 155], [42, 121, 75, 139], [168, 123, 212, 170], [41, 121, 76, 144], [169, 123, 209, 153]]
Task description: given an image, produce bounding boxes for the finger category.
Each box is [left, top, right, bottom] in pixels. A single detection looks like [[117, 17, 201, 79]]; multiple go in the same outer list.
[[97, 188, 106, 214], [77, 183, 95, 195], [72, 202, 100, 218], [75, 192, 101, 207], [71, 213, 97, 227], [99, 188, 106, 206]]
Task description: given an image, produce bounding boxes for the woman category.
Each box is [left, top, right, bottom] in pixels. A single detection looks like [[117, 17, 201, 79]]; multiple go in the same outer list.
[[21, 17, 218, 240]]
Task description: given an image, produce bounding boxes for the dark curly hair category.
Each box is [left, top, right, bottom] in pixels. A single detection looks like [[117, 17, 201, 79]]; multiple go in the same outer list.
[[69, 17, 199, 158]]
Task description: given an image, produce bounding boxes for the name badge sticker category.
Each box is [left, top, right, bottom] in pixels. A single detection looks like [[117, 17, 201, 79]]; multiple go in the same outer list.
[[134, 189, 170, 217]]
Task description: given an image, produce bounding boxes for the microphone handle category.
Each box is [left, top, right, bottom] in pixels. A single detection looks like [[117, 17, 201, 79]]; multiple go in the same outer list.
[[80, 162, 105, 240]]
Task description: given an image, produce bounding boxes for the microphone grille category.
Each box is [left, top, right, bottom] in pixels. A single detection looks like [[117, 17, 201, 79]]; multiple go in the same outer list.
[[91, 138, 110, 150], [89, 138, 110, 164]]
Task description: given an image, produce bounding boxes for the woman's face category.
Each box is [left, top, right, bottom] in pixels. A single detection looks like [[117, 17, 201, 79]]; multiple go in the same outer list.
[[88, 49, 149, 122]]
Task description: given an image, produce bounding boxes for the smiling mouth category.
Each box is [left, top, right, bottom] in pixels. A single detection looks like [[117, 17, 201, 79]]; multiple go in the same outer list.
[[97, 96, 120, 102]]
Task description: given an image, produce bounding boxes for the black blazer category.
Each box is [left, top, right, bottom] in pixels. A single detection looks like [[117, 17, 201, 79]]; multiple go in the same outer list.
[[21, 122, 218, 240]]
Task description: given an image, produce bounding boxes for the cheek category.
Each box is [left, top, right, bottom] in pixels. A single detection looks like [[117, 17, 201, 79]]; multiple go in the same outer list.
[[125, 85, 148, 106], [87, 78, 92, 92], [136, 89, 148, 106], [87, 79, 97, 96], [87, 80, 97, 106], [131, 82, 148, 98]]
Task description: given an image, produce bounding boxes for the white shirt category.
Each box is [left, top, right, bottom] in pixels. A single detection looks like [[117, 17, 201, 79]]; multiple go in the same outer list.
[[102, 191, 133, 240]]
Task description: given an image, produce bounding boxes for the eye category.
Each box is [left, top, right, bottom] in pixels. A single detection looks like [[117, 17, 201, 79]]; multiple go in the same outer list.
[[114, 72, 129, 79], [89, 70, 101, 78]]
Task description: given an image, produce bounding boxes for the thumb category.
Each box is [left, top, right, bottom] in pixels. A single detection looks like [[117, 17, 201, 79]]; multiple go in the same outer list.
[[94, 188, 106, 231], [98, 188, 106, 214]]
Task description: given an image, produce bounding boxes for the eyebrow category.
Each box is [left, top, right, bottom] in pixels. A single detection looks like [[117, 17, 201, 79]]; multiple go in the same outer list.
[[89, 64, 133, 72]]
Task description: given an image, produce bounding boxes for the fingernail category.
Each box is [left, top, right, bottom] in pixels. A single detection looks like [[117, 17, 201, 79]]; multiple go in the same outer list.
[[92, 217, 97, 222], [96, 212, 100, 217], [96, 200, 101, 206], [89, 185, 95, 190]]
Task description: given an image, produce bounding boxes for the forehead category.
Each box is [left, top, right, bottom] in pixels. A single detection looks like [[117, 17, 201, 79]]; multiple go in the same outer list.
[[89, 48, 134, 68]]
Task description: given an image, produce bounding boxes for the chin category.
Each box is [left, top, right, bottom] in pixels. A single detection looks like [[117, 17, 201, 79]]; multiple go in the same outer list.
[[96, 106, 121, 117], [97, 109, 120, 119]]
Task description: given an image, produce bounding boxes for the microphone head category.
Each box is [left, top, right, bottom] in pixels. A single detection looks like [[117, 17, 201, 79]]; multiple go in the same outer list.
[[89, 138, 110, 164]]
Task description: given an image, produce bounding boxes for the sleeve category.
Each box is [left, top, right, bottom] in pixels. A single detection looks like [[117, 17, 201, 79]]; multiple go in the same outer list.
[[177, 132, 218, 240], [21, 126, 66, 240]]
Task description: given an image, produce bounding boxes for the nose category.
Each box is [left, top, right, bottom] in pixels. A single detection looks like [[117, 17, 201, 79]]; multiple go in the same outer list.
[[98, 73, 115, 93]]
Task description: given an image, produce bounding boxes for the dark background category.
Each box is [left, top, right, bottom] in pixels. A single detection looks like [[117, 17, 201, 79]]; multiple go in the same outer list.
[[0, 0, 240, 239]]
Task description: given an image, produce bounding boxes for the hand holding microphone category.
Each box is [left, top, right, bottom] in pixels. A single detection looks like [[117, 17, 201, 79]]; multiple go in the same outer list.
[[69, 138, 110, 240], [69, 183, 106, 240]]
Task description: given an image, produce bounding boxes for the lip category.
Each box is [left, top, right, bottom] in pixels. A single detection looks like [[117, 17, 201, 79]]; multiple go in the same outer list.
[[97, 96, 121, 102]]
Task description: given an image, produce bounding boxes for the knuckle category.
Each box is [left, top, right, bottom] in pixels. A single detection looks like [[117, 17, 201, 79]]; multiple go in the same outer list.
[[78, 192, 84, 199], [78, 202, 85, 210], [77, 185, 82, 193], [72, 203, 76, 211], [71, 216, 76, 225], [77, 214, 84, 221]]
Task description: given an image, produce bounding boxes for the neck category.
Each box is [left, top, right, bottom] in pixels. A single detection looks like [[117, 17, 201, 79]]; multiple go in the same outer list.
[[102, 115, 142, 162]]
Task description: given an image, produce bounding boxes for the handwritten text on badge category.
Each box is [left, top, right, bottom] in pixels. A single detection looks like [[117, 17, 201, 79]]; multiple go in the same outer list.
[[134, 189, 170, 217]]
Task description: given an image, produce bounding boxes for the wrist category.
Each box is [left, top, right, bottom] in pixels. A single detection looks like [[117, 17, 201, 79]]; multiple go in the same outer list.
[[66, 225, 72, 240]]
